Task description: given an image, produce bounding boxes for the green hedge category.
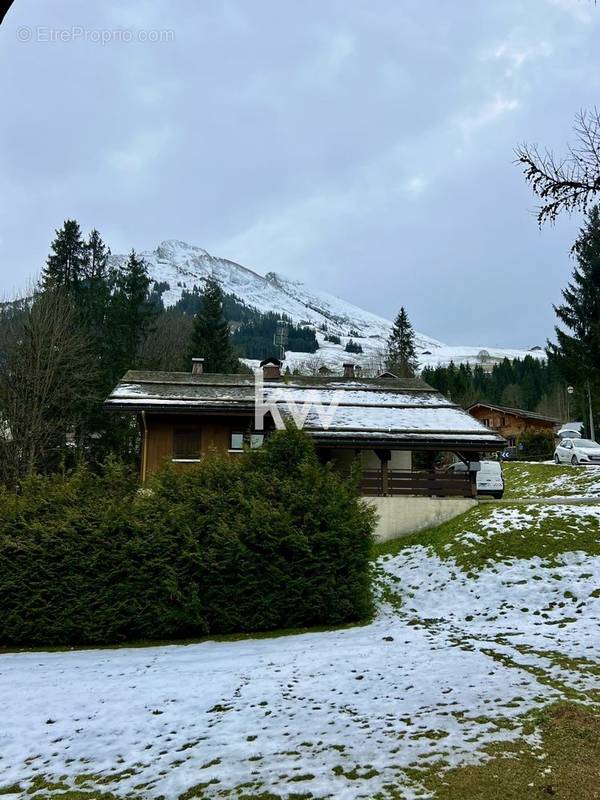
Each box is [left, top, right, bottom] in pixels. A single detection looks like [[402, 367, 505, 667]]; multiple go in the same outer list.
[[0, 428, 374, 646], [516, 429, 556, 461]]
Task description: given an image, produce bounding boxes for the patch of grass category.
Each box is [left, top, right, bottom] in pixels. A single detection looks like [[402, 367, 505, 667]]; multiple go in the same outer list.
[[73, 770, 138, 787], [0, 618, 370, 657], [503, 462, 600, 499], [409, 702, 600, 799], [199, 758, 222, 769], [26, 776, 70, 793], [235, 794, 313, 800], [375, 503, 600, 571], [22, 781, 125, 800], [177, 779, 220, 799], [19, 773, 318, 800], [332, 764, 380, 780]]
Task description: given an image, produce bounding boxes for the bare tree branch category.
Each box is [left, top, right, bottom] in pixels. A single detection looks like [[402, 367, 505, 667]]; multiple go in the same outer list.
[[0, 288, 94, 485], [515, 108, 600, 225]]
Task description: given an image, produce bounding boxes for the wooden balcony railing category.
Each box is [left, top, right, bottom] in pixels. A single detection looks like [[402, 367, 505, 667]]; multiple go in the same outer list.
[[360, 469, 474, 498]]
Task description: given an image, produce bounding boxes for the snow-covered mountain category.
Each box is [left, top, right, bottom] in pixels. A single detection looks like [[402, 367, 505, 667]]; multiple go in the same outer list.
[[108, 240, 544, 371]]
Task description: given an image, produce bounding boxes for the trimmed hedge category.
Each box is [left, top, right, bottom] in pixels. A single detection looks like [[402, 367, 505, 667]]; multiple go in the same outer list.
[[516, 429, 556, 461], [0, 428, 374, 646]]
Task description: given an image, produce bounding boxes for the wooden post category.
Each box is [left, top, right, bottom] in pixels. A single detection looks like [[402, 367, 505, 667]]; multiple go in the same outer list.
[[458, 451, 480, 498], [374, 449, 391, 496], [140, 411, 149, 484]]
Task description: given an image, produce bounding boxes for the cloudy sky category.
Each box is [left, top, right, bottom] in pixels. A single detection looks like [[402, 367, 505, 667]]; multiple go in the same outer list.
[[1, 0, 599, 347]]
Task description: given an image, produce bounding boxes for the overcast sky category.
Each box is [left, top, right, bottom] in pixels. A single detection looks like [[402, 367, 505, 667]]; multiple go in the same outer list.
[[1, 0, 599, 347]]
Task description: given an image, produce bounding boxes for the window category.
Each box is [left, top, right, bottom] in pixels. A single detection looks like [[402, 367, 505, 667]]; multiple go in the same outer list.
[[230, 431, 265, 451], [482, 418, 490, 427], [173, 427, 201, 460], [230, 432, 245, 451]]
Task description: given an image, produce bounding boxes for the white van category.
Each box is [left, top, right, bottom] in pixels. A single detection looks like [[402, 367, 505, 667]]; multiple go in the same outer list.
[[446, 460, 504, 499]]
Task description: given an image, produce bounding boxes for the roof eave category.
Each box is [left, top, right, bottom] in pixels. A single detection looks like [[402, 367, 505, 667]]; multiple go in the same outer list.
[[103, 401, 256, 415]]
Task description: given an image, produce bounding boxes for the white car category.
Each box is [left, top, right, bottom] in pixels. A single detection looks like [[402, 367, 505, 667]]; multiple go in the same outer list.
[[446, 460, 504, 499], [554, 438, 600, 466], [557, 425, 583, 440]]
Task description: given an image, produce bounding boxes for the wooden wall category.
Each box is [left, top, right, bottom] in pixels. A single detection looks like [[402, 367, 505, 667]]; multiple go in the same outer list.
[[142, 413, 255, 478], [469, 406, 556, 446]]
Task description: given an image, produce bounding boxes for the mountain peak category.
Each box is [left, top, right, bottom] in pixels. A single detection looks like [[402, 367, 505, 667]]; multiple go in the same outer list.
[[107, 241, 543, 371], [155, 240, 209, 260]]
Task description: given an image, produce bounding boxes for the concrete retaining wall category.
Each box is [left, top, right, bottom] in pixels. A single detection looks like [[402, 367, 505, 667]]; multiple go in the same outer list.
[[364, 496, 477, 542]]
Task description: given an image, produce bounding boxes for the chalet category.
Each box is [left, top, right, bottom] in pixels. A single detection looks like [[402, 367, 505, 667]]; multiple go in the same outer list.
[[467, 401, 560, 447], [105, 359, 504, 535]]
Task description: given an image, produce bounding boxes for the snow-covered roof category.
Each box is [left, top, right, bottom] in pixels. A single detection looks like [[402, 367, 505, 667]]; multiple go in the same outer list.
[[105, 370, 505, 450]]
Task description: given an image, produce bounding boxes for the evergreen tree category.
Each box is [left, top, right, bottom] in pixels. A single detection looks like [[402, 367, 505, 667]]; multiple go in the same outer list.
[[345, 339, 363, 354], [108, 250, 155, 376], [190, 277, 239, 373], [84, 228, 110, 282], [386, 307, 418, 377], [548, 205, 600, 380], [79, 229, 111, 335], [423, 356, 567, 419], [42, 220, 87, 291]]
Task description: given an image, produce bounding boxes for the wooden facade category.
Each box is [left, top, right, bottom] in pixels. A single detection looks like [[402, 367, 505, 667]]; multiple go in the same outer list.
[[138, 420, 477, 497], [467, 402, 559, 447], [140, 412, 265, 481]]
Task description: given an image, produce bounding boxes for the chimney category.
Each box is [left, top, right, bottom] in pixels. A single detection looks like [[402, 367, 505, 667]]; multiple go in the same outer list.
[[260, 357, 282, 380], [343, 362, 355, 378], [191, 357, 204, 376]]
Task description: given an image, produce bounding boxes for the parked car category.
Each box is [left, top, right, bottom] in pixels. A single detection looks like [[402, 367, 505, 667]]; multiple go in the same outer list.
[[554, 437, 600, 466], [446, 460, 504, 499], [557, 422, 584, 440]]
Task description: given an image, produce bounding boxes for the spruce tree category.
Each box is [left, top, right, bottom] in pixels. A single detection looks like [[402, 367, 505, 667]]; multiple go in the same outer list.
[[191, 277, 239, 373], [79, 229, 111, 334], [386, 306, 419, 377], [548, 206, 600, 436], [548, 206, 600, 378], [107, 250, 156, 378], [84, 228, 110, 282], [42, 219, 87, 291]]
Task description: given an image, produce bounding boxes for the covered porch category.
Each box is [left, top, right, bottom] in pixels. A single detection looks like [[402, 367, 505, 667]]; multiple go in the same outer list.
[[316, 442, 487, 499], [359, 466, 474, 497]]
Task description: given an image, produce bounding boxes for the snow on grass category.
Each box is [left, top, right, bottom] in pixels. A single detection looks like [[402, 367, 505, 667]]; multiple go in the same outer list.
[[1, 503, 600, 798], [503, 462, 600, 499], [400, 503, 600, 570]]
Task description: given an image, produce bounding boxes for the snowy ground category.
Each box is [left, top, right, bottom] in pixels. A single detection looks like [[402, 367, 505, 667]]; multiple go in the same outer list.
[[1, 503, 600, 799]]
